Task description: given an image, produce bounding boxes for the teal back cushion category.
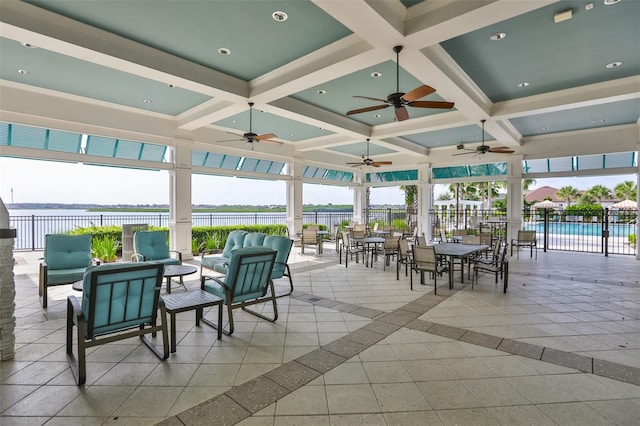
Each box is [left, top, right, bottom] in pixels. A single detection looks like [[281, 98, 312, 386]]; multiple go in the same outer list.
[[44, 234, 91, 270], [244, 233, 266, 247], [134, 230, 170, 260], [222, 230, 248, 258], [263, 235, 293, 278], [225, 246, 275, 301], [81, 262, 162, 337]]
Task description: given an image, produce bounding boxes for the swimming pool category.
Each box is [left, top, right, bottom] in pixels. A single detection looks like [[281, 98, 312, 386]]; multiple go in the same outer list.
[[524, 222, 635, 238]]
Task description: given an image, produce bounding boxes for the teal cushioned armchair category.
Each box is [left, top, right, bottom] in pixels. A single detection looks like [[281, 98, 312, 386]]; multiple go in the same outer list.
[[39, 234, 94, 308], [200, 246, 277, 335], [66, 262, 168, 385]]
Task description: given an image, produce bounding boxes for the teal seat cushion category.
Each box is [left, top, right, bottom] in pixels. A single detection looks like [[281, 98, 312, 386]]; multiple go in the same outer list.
[[133, 230, 170, 261], [221, 230, 248, 258], [44, 234, 91, 270], [263, 235, 293, 279], [150, 257, 181, 266], [201, 256, 229, 270], [81, 262, 162, 337], [47, 267, 87, 285]]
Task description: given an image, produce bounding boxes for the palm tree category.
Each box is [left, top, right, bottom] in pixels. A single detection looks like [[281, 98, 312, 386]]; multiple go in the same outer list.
[[523, 178, 536, 191], [586, 184, 612, 204], [614, 181, 637, 201], [400, 185, 417, 230], [556, 186, 579, 206]]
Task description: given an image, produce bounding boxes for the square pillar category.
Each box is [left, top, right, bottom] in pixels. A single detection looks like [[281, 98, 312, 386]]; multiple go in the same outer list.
[[416, 163, 432, 240], [506, 156, 523, 243], [0, 198, 16, 361], [286, 159, 303, 236], [169, 145, 193, 260], [352, 172, 366, 224]]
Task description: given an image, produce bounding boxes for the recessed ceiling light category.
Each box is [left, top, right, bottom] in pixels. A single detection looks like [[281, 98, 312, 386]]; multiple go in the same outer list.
[[517, 82, 530, 88], [143, 99, 151, 104], [17, 69, 28, 74], [272, 11, 288, 21], [542, 126, 549, 130], [606, 61, 622, 69], [601, 119, 607, 122], [370, 72, 382, 78], [436, 141, 440, 145], [604, 0, 621, 5], [232, 120, 237, 123], [167, 83, 175, 88], [317, 89, 326, 95], [21, 42, 37, 48], [217, 47, 231, 55], [374, 114, 381, 118], [490, 32, 506, 41], [290, 133, 294, 137]]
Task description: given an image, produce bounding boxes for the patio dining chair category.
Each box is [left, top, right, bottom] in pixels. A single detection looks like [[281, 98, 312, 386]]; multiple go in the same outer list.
[[301, 228, 321, 254], [340, 232, 364, 267], [472, 244, 509, 293], [66, 262, 169, 385], [396, 238, 413, 280], [510, 230, 537, 259], [382, 236, 400, 271], [410, 245, 446, 293], [39, 234, 95, 308], [200, 246, 277, 335]]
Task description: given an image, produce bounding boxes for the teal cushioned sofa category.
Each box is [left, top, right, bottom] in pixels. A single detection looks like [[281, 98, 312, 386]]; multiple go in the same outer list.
[[201, 230, 294, 296]]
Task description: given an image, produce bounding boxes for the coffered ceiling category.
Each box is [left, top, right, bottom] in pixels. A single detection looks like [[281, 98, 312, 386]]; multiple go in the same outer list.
[[0, 0, 638, 174]]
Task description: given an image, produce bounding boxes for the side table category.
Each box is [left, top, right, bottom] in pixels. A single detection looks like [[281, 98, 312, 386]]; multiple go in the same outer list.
[[161, 290, 223, 353]]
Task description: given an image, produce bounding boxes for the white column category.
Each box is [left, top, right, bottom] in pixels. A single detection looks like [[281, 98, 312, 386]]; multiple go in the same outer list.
[[352, 171, 366, 224], [169, 144, 193, 260], [286, 158, 303, 237], [636, 144, 639, 260], [416, 163, 432, 240], [506, 156, 523, 244]]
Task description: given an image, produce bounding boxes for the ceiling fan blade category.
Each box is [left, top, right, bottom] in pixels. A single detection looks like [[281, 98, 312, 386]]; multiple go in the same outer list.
[[216, 138, 245, 143], [346, 104, 390, 115], [354, 95, 391, 103], [452, 151, 475, 156], [254, 133, 277, 141], [488, 146, 515, 153], [395, 106, 409, 121], [346, 161, 365, 165], [401, 85, 436, 102], [349, 163, 365, 167], [372, 161, 393, 165], [408, 100, 455, 109], [258, 139, 284, 146]]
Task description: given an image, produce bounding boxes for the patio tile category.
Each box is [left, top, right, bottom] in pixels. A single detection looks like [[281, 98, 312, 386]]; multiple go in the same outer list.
[[487, 405, 556, 426], [264, 361, 321, 391], [344, 328, 387, 346], [113, 386, 183, 418], [372, 382, 432, 412], [361, 320, 402, 335], [349, 306, 385, 319], [435, 407, 500, 426], [274, 385, 328, 415], [323, 362, 369, 385], [585, 399, 640, 425], [295, 349, 346, 373], [226, 376, 290, 413], [417, 380, 482, 410], [177, 394, 251, 426], [427, 323, 466, 340], [459, 330, 503, 349], [383, 411, 442, 425], [536, 402, 612, 425], [541, 347, 593, 372], [497, 338, 544, 360], [377, 311, 418, 326], [325, 384, 380, 414], [322, 337, 368, 359], [593, 357, 640, 385]]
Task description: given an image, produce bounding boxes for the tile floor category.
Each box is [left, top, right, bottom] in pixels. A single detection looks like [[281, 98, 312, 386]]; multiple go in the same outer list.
[[1, 243, 639, 425]]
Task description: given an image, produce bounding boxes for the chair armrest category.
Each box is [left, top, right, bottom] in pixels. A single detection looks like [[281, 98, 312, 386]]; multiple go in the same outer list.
[[169, 250, 182, 262], [67, 294, 83, 318], [131, 253, 145, 262], [91, 258, 102, 266], [200, 275, 229, 291]]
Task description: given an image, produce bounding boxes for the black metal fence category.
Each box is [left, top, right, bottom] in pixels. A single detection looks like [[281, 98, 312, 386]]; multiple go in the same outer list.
[[9, 209, 407, 251], [428, 207, 637, 256]]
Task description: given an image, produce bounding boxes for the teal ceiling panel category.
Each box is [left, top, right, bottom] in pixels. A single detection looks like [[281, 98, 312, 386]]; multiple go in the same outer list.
[[367, 169, 418, 183], [85, 136, 116, 157], [329, 141, 395, 156], [5, 123, 47, 149], [47, 129, 82, 153], [432, 163, 507, 180]]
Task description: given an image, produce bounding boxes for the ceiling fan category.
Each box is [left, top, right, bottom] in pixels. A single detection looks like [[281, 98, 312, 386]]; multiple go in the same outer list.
[[346, 45, 455, 122], [346, 139, 393, 168], [453, 120, 515, 156], [217, 102, 283, 148]]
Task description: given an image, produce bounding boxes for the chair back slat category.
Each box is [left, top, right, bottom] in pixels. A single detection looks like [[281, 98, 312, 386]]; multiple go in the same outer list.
[[462, 235, 481, 245], [82, 262, 163, 338]]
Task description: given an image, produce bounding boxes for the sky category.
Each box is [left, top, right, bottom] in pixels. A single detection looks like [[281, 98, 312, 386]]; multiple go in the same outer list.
[[0, 157, 636, 206]]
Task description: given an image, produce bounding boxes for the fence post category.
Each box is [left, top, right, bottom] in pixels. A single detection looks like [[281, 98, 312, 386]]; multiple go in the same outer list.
[[315, 211, 318, 224], [100, 214, 103, 226], [603, 208, 609, 257], [31, 215, 35, 251], [543, 209, 549, 252]]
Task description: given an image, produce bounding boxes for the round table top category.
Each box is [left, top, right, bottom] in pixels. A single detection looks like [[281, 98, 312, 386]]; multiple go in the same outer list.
[[163, 264, 198, 278]]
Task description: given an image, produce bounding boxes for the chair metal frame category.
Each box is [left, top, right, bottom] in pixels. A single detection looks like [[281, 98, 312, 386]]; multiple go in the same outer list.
[[301, 228, 322, 254], [396, 239, 413, 280], [66, 263, 169, 385], [473, 243, 509, 293], [510, 230, 537, 259], [340, 232, 364, 267]]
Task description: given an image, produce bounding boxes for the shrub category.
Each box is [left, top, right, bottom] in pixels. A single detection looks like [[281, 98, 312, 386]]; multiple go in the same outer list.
[[629, 234, 636, 244], [92, 235, 119, 263]]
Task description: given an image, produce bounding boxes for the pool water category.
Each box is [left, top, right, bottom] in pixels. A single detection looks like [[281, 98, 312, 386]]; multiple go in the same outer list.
[[524, 222, 635, 238]]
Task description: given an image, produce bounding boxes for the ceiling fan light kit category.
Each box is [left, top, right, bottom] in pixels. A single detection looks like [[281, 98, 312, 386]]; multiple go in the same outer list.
[[346, 46, 454, 122]]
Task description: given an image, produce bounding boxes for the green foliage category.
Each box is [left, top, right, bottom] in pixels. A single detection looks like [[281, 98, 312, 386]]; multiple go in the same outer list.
[[556, 186, 579, 206], [302, 223, 328, 231], [69, 224, 122, 240], [191, 238, 202, 256], [629, 234, 636, 244], [563, 204, 603, 220], [203, 232, 225, 251], [614, 181, 638, 202], [391, 218, 407, 230], [92, 235, 119, 263], [191, 224, 287, 254]]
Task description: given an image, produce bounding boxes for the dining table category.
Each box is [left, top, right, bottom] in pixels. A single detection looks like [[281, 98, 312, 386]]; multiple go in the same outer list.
[[353, 236, 385, 267], [433, 243, 489, 289]]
